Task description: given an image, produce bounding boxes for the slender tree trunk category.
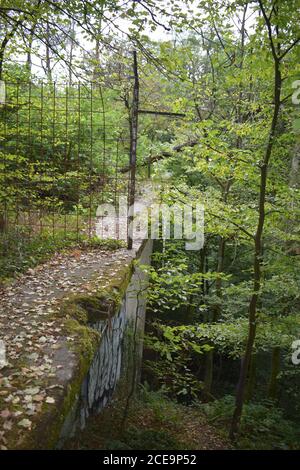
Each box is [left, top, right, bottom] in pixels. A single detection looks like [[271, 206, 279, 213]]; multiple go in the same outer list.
[[0, 23, 20, 80], [245, 353, 256, 401], [202, 236, 226, 398], [229, 49, 282, 440], [199, 246, 207, 299], [93, 38, 101, 81], [0, 37, 8, 231], [26, 23, 37, 74], [0, 36, 9, 81], [202, 235, 226, 398], [45, 22, 52, 81], [93, 4, 103, 81], [68, 22, 75, 86], [127, 51, 139, 249]]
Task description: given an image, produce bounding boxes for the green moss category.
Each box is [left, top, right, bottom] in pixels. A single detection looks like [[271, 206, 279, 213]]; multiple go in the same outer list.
[[41, 319, 100, 448], [58, 260, 133, 326], [79, 237, 126, 251], [59, 294, 115, 324], [10, 315, 101, 450], [93, 261, 134, 300], [59, 302, 89, 324], [64, 318, 100, 359], [37, 259, 134, 448], [76, 295, 114, 322], [4, 246, 136, 449]]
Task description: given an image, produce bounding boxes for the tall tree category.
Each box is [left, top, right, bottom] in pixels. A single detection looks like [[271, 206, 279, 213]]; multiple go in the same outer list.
[[230, 0, 300, 439]]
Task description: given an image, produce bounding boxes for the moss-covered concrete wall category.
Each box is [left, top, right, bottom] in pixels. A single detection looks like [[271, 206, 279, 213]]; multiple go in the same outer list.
[[0, 240, 152, 449], [56, 240, 153, 448]]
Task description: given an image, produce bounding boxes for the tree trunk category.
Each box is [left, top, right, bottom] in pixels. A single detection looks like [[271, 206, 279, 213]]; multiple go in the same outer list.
[[0, 22, 20, 80], [203, 350, 213, 400], [245, 353, 256, 402], [45, 22, 52, 81], [199, 246, 207, 299], [68, 21, 75, 85], [26, 22, 37, 74], [127, 51, 139, 249], [229, 43, 282, 440]]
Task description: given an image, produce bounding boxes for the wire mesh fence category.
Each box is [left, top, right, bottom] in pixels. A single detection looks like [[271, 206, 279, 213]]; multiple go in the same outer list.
[[0, 79, 134, 241]]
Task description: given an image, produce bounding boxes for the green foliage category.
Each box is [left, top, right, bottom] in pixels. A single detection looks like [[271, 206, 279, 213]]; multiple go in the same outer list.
[[200, 396, 300, 450], [278, 359, 300, 418], [144, 322, 211, 403], [0, 228, 76, 284], [144, 357, 204, 403], [138, 384, 182, 425], [158, 317, 300, 358], [1, 0, 300, 449], [0, 77, 129, 216], [79, 236, 125, 251], [0, 227, 124, 284]]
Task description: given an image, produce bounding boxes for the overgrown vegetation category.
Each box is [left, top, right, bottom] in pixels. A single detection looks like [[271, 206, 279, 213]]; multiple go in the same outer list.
[[142, 239, 300, 449], [66, 386, 229, 450], [200, 396, 300, 450], [0, 228, 124, 285]]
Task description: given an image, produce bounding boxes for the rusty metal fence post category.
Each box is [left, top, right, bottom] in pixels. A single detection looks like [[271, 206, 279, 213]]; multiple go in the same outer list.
[[127, 51, 139, 250]]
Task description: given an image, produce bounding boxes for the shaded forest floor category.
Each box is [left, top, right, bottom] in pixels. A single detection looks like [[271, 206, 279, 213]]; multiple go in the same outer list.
[[64, 387, 300, 450], [65, 388, 231, 450]]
